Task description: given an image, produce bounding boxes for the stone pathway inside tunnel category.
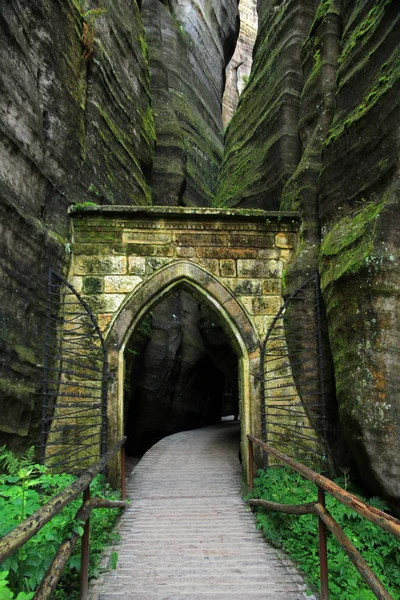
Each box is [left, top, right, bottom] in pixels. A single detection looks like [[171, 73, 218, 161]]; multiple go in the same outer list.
[[90, 423, 317, 600]]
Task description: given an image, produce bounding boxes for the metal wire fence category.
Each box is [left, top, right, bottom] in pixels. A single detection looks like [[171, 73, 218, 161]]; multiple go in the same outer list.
[[40, 269, 108, 475], [261, 273, 329, 473]]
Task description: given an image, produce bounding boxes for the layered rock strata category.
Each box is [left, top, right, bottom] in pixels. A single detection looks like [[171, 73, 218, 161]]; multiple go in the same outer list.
[[142, 0, 239, 206], [222, 0, 258, 127], [219, 0, 400, 506], [0, 0, 154, 449], [216, 0, 318, 208]]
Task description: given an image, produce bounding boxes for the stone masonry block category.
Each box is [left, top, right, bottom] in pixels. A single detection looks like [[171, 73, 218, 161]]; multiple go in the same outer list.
[[253, 296, 281, 315], [68, 276, 83, 293], [196, 258, 219, 276], [83, 277, 103, 294], [279, 248, 292, 262], [123, 231, 171, 244], [176, 247, 195, 258], [82, 294, 125, 313], [97, 313, 113, 332], [253, 315, 275, 338], [104, 276, 142, 293], [220, 259, 236, 277], [240, 295, 281, 316], [146, 257, 173, 273], [74, 229, 122, 243], [74, 255, 126, 275], [258, 248, 280, 260], [229, 279, 263, 296], [229, 233, 274, 248], [237, 259, 279, 278], [196, 247, 258, 259], [174, 232, 227, 247], [128, 257, 146, 275], [126, 244, 174, 257], [275, 232, 297, 248], [262, 279, 282, 295]]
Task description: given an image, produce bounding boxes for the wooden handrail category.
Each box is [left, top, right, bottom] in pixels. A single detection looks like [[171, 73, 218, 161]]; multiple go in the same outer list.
[[247, 434, 398, 600], [247, 434, 400, 539], [34, 497, 125, 600], [0, 437, 127, 563], [0, 437, 127, 600]]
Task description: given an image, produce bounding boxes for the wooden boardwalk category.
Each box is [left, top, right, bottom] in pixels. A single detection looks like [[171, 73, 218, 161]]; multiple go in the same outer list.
[[90, 422, 316, 600]]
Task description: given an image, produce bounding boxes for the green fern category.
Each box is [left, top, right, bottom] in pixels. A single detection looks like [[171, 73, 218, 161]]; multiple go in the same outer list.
[[0, 446, 35, 477]]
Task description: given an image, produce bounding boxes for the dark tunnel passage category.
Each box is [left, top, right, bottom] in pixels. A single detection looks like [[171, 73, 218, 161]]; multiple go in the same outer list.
[[123, 286, 239, 457]]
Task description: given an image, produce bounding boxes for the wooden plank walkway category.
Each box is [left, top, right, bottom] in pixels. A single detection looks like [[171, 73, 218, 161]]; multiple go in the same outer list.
[[90, 422, 316, 600]]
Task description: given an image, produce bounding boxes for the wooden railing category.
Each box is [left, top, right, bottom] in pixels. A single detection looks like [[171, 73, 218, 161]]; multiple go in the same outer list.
[[247, 434, 400, 600], [0, 438, 127, 600]]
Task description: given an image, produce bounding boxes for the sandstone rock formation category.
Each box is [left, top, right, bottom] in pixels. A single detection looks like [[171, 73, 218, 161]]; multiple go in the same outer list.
[[1, 0, 399, 510], [219, 0, 400, 507], [0, 0, 154, 449], [216, 0, 318, 208], [222, 0, 258, 127], [142, 0, 239, 207]]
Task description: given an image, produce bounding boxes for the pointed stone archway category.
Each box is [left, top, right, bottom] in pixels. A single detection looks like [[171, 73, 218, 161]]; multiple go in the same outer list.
[[105, 260, 261, 483], [67, 205, 299, 482]]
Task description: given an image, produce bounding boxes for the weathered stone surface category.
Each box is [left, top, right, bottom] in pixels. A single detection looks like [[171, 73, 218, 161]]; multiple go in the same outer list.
[[0, 0, 154, 449], [318, 0, 400, 506], [74, 255, 127, 275], [222, 0, 258, 127], [216, 0, 318, 208], [218, 0, 400, 505], [104, 276, 142, 294], [128, 257, 146, 275], [142, 0, 239, 207]]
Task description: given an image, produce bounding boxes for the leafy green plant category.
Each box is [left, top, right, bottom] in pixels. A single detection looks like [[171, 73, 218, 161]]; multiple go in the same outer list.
[[0, 571, 34, 600], [0, 447, 122, 600], [72, 1, 107, 61], [248, 467, 400, 599]]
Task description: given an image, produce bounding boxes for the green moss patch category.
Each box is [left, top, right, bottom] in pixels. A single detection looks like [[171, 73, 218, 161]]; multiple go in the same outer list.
[[320, 198, 387, 289]]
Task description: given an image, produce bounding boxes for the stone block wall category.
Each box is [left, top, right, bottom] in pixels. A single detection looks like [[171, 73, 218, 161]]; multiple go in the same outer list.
[[69, 206, 298, 342]]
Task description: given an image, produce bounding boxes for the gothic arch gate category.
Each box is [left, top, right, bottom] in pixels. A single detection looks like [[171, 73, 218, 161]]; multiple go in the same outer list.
[[66, 206, 299, 483]]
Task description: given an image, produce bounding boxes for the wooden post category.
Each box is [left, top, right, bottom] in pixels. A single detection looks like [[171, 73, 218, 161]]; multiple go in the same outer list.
[[318, 487, 329, 600], [121, 443, 126, 501], [249, 438, 254, 493], [80, 486, 91, 600]]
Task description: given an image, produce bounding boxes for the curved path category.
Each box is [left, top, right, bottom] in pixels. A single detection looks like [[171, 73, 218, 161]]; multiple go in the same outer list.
[[91, 423, 315, 600]]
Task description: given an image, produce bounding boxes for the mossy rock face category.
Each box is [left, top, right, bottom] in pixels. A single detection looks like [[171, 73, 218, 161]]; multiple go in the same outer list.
[[218, 0, 400, 504], [215, 0, 318, 209], [142, 0, 239, 207], [320, 186, 400, 506], [82, 0, 155, 206], [317, 0, 400, 505], [0, 0, 154, 450]]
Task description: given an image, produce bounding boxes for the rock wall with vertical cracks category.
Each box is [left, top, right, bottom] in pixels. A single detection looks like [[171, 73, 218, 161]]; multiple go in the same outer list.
[[142, 0, 239, 207], [318, 0, 400, 508], [216, 0, 319, 208], [127, 0, 241, 441], [0, 0, 154, 450], [218, 0, 400, 508]]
